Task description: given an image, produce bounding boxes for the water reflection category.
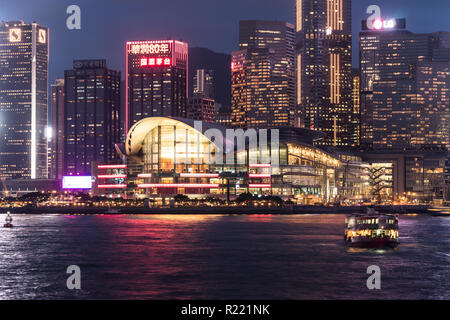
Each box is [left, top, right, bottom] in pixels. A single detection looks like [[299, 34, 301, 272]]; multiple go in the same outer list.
[[0, 214, 449, 299]]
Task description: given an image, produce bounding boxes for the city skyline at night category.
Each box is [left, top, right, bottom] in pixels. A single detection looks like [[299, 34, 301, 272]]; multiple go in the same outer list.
[[1, 0, 450, 305], [2, 0, 450, 87], [0, 1, 448, 204]]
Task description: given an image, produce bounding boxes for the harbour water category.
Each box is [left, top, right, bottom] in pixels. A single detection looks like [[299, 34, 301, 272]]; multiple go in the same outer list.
[[0, 214, 449, 299]]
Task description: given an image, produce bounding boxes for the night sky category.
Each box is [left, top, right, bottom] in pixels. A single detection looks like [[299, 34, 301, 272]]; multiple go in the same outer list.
[[2, 0, 450, 85]]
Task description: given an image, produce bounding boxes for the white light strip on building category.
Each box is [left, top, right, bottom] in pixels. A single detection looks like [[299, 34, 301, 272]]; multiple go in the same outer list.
[[31, 23, 37, 179]]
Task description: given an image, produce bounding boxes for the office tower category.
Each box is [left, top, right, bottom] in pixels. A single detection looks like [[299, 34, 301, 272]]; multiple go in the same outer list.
[[0, 21, 49, 179], [48, 79, 65, 180], [193, 69, 214, 99], [231, 20, 296, 129], [295, 0, 354, 147], [352, 69, 361, 146], [189, 47, 231, 107], [414, 62, 450, 149], [64, 60, 121, 176], [215, 105, 232, 127], [360, 20, 450, 150], [446, 154, 450, 202], [186, 97, 215, 123], [126, 40, 188, 132]]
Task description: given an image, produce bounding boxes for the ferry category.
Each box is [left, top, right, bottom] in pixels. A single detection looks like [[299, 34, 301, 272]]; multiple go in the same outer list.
[[345, 209, 399, 248]]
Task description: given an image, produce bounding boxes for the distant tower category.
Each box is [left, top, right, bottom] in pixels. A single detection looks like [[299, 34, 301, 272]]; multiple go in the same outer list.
[[359, 19, 450, 149], [193, 69, 214, 99], [48, 79, 65, 180], [126, 40, 188, 132], [232, 20, 296, 129], [64, 60, 121, 176], [295, 0, 355, 148], [0, 21, 49, 179]]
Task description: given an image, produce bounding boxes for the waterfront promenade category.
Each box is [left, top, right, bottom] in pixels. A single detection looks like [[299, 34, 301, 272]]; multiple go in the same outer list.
[[1, 205, 431, 215]]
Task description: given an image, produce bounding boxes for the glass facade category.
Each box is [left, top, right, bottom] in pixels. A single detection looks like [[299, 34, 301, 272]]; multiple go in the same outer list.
[[0, 21, 48, 179], [232, 21, 296, 129], [126, 40, 188, 132], [48, 79, 65, 180], [295, 0, 356, 148], [360, 28, 450, 150], [64, 60, 121, 176], [124, 117, 346, 203]]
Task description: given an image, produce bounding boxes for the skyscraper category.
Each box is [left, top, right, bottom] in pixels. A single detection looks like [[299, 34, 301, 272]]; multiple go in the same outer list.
[[0, 21, 49, 179], [295, 0, 355, 147], [48, 79, 65, 180], [352, 69, 361, 146], [186, 96, 215, 123], [231, 20, 296, 129], [193, 69, 214, 99], [359, 20, 450, 150], [126, 40, 188, 133], [64, 60, 121, 176]]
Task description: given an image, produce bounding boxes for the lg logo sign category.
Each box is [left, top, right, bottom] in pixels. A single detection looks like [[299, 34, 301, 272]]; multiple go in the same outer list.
[[366, 5, 396, 30]]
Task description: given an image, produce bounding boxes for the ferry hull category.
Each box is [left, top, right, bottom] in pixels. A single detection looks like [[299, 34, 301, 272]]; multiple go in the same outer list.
[[347, 237, 398, 248]]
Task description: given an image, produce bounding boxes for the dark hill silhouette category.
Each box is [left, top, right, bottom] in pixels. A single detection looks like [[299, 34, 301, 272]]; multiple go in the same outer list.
[[188, 47, 231, 106]]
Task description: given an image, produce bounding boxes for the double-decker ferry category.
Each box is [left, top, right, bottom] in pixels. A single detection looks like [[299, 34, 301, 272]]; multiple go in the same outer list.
[[345, 209, 399, 248]]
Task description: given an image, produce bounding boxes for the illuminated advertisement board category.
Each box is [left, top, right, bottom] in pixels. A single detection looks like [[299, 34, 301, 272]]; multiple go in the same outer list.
[[361, 18, 406, 31], [62, 176, 93, 189], [127, 40, 177, 68]]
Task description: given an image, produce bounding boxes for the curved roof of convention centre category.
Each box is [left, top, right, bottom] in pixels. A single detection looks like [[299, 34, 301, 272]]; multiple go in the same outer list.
[[126, 117, 229, 155], [125, 116, 330, 156]]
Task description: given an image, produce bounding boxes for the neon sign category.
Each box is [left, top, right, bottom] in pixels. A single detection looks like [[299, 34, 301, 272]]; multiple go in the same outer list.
[[372, 18, 396, 30], [138, 184, 220, 189], [129, 42, 171, 55], [97, 164, 127, 169], [140, 57, 172, 67], [62, 176, 93, 189]]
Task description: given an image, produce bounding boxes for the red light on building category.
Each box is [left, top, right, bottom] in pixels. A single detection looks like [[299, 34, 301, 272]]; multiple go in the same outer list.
[[373, 19, 383, 30], [98, 184, 127, 189], [97, 174, 127, 179], [97, 164, 127, 169], [127, 41, 172, 55], [138, 183, 220, 189], [140, 57, 172, 67]]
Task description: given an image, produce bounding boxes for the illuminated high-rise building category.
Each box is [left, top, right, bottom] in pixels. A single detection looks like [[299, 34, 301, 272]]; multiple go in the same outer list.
[[295, 0, 355, 147], [126, 40, 188, 133], [48, 79, 65, 180], [186, 97, 215, 123], [352, 69, 361, 146], [0, 21, 49, 180], [193, 69, 214, 99], [64, 60, 121, 176], [359, 19, 450, 150], [231, 20, 296, 129]]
